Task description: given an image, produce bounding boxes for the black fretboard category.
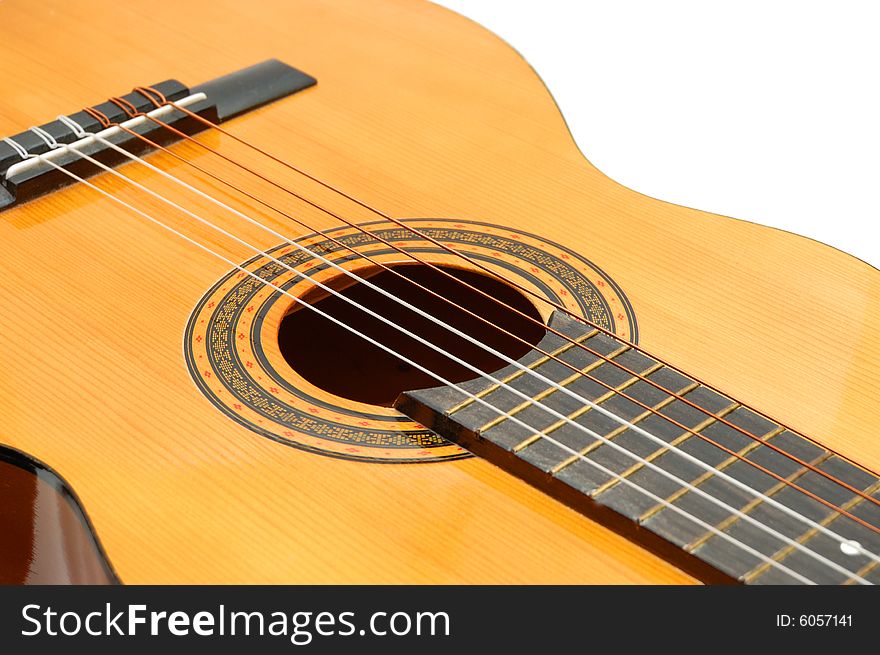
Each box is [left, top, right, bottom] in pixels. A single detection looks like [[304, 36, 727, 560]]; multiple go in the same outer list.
[[395, 312, 880, 584]]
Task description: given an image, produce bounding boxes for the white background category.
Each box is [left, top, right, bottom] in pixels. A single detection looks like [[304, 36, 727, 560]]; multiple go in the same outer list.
[[432, 0, 880, 269]]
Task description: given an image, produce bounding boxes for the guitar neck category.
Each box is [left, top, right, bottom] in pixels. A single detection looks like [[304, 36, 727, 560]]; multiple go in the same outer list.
[[396, 311, 880, 585]]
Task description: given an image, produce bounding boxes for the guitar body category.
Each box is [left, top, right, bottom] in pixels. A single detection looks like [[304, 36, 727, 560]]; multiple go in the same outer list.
[[1, 0, 878, 584]]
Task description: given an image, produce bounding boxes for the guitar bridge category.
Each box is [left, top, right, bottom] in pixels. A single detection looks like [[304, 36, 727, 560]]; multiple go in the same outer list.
[[0, 59, 316, 211]]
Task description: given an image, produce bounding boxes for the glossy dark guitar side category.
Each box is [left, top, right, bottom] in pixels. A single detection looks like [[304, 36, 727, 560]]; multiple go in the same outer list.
[[0, 447, 117, 584]]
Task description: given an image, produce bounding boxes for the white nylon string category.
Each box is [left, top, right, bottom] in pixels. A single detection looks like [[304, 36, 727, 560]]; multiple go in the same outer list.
[[23, 125, 875, 584], [2, 137, 28, 159], [28, 125, 58, 148]]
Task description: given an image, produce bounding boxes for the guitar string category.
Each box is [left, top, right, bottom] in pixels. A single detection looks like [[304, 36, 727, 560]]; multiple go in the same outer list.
[[129, 87, 880, 514], [87, 99, 880, 537], [10, 141, 833, 586], [21, 124, 877, 582]]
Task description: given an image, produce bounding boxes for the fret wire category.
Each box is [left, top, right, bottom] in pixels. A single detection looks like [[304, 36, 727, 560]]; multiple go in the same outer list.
[[802, 477, 880, 529], [846, 559, 880, 586], [591, 401, 741, 498], [720, 459, 834, 565], [506, 325, 880, 533], [477, 343, 631, 435], [445, 329, 599, 415], [843, 562, 880, 587], [507, 355, 658, 452], [639, 428, 782, 523], [548, 417, 632, 469], [504, 360, 665, 453], [722, 453, 833, 582], [700, 453, 827, 560], [549, 383, 694, 472], [773, 478, 880, 586], [844, 479, 880, 586], [461, 304, 880, 542]]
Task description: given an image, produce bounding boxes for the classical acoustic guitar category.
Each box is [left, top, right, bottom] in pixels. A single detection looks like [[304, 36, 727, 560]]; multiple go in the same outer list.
[[1, 0, 878, 586]]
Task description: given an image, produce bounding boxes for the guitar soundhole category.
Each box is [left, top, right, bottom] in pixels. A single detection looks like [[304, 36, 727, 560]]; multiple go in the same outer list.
[[278, 264, 545, 407]]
